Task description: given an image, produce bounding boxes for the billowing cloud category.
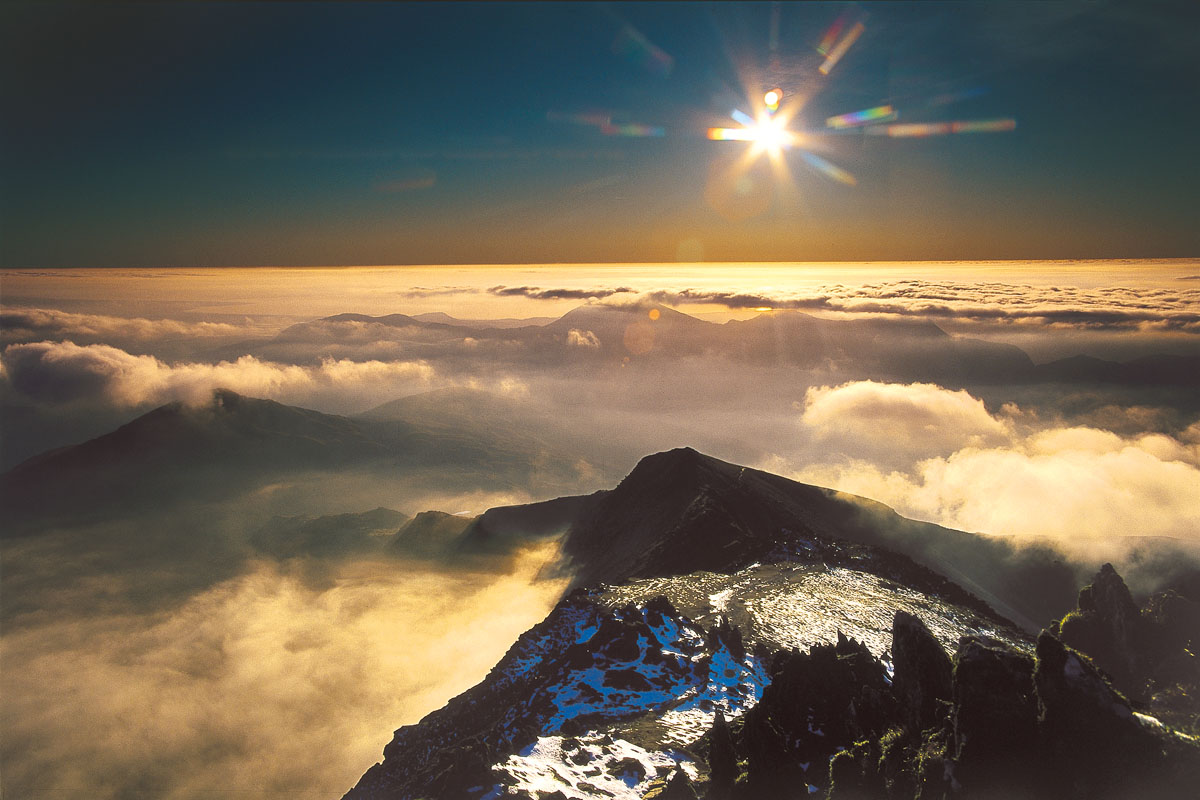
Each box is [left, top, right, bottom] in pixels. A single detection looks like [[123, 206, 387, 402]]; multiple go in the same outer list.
[[566, 329, 601, 348], [488, 286, 635, 301], [0, 548, 566, 800], [781, 381, 1200, 551], [0, 307, 252, 344], [800, 381, 1013, 468], [2, 341, 434, 410]]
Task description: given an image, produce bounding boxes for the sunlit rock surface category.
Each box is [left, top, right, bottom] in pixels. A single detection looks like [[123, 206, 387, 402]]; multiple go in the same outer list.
[[599, 562, 1026, 661], [342, 560, 1030, 800]]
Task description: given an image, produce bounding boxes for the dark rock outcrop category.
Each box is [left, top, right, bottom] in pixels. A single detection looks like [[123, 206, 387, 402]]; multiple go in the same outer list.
[[705, 710, 738, 799], [1055, 563, 1144, 694], [796, 617, 1200, 800], [644, 770, 700, 800], [1053, 563, 1200, 733], [736, 632, 894, 798], [950, 636, 1040, 797], [891, 611, 953, 732], [1034, 630, 1200, 799]]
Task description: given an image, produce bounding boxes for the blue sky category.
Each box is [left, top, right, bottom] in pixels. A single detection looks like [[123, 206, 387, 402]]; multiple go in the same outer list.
[[2, 1, 1198, 266]]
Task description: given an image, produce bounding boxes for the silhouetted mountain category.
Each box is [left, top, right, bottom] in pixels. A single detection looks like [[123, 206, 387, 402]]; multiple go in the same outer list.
[[278, 312, 429, 336], [389, 510, 474, 557], [0, 389, 600, 532], [411, 311, 555, 329], [1034, 353, 1200, 386], [543, 303, 719, 357], [457, 493, 603, 557], [211, 304, 1062, 387]]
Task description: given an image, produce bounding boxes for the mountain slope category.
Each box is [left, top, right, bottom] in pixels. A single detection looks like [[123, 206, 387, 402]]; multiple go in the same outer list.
[[341, 446, 1200, 799], [0, 389, 601, 532], [555, 448, 1070, 631]]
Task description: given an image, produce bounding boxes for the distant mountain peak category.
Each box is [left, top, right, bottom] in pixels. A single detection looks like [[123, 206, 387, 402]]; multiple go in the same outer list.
[[210, 387, 248, 408], [622, 445, 708, 476]]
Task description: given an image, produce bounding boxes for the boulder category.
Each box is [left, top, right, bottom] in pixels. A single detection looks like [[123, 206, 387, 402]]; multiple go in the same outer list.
[[950, 636, 1040, 796], [891, 611, 953, 733]]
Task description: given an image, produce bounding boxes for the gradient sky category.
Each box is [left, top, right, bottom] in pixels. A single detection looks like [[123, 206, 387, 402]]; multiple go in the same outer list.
[[2, 1, 1198, 267]]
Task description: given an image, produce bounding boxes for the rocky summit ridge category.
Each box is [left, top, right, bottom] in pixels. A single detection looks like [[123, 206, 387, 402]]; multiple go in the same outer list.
[[341, 452, 1199, 800]]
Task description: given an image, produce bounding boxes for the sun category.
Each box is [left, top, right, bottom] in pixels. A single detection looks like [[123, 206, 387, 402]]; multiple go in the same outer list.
[[750, 114, 792, 155], [707, 113, 796, 158]]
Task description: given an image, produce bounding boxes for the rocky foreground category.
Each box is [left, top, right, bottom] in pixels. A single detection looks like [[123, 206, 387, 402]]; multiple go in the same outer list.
[[342, 449, 1199, 800], [342, 559, 1197, 800]]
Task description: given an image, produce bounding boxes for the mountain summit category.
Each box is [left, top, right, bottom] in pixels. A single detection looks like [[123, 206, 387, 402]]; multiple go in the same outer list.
[[342, 450, 1200, 800]]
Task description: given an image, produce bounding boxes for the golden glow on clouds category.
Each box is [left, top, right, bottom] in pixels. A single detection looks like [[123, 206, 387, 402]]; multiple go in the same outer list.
[[3, 260, 1197, 323]]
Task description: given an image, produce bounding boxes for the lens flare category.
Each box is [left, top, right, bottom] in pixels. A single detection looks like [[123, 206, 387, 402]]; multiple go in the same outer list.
[[697, 4, 1013, 208], [819, 22, 864, 76], [708, 115, 794, 154], [548, 111, 665, 137], [801, 151, 856, 186], [600, 122, 666, 138], [826, 104, 895, 129], [867, 118, 1016, 137], [707, 127, 758, 142], [817, 14, 848, 56], [612, 24, 674, 76], [731, 109, 755, 126]]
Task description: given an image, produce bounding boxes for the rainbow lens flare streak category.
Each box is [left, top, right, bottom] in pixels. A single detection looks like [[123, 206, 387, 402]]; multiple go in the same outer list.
[[707, 127, 758, 142], [612, 24, 674, 76], [731, 109, 755, 126], [826, 104, 895, 128], [866, 118, 1016, 137], [601, 122, 665, 138], [547, 111, 665, 137], [819, 21, 865, 75], [801, 151, 856, 186], [816, 14, 848, 56]]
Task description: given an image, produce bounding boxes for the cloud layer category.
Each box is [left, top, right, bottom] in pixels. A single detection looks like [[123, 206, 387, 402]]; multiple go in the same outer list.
[[2, 341, 434, 410], [481, 280, 1200, 332], [0, 307, 249, 343], [0, 548, 566, 800]]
